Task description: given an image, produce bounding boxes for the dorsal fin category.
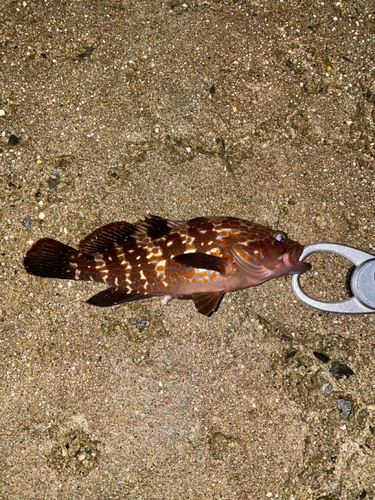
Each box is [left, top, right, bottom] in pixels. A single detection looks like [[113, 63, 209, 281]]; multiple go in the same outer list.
[[79, 215, 188, 255], [79, 221, 136, 255], [139, 215, 174, 238], [134, 215, 188, 238]]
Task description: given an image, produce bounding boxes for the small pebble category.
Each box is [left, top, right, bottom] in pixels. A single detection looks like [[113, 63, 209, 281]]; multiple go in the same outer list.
[[322, 383, 333, 396], [22, 217, 32, 231], [129, 315, 149, 332], [38, 212, 45, 220], [0, 109, 5, 116], [337, 399, 352, 418], [328, 481, 337, 491]]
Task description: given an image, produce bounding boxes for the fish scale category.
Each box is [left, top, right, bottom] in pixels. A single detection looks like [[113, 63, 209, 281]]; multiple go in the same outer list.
[[24, 215, 311, 316]]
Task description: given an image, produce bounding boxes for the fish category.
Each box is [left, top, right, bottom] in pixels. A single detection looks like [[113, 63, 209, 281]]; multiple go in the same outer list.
[[23, 215, 311, 316]]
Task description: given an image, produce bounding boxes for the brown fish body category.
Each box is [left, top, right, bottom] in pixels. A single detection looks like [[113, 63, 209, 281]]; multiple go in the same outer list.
[[24, 215, 311, 316]]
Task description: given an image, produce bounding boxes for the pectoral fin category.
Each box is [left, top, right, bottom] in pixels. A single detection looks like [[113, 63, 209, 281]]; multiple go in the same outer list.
[[173, 253, 227, 276]]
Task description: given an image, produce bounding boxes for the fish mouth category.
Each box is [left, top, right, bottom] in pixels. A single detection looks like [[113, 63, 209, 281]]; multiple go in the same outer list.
[[283, 247, 312, 275]]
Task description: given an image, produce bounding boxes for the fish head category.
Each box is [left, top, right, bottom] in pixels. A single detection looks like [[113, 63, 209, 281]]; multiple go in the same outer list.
[[258, 229, 312, 277]]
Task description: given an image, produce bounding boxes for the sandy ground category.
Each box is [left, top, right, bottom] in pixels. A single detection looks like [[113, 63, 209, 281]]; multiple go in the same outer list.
[[1, 0, 375, 498]]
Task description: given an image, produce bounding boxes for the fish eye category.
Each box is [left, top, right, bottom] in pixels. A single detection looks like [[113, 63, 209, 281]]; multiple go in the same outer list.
[[274, 231, 287, 242]]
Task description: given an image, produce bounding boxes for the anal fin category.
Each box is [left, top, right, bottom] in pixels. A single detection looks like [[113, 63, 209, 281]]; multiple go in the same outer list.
[[86, 288, 143, 307], [173, 253, 227, 275]]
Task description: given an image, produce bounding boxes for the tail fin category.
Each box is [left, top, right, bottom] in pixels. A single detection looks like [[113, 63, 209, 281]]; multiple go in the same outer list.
[[24, 238, 80, 280]]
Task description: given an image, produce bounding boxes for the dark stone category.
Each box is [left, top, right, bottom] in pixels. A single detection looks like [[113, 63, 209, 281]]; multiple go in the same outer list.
[[209, 84, 216, 94], [330, 362, 354, 379], [360, 490, 367, 499], [78, 46, 95, 59], [286, 350, 297, 359], [364, 90, 375, 106], [8, 135, 20, 145], [313, 351, 330, 363]]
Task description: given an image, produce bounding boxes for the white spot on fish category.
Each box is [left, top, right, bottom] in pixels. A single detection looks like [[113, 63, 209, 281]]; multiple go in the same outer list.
[[183, 248, 196, 254], [115, 277, 119, 286], [94, 257, 106, 270], [75, 269, 81, 280]]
